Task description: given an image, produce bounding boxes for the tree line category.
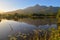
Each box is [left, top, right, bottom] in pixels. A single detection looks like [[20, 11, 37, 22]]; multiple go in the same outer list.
[[0, 12, 57, 21]]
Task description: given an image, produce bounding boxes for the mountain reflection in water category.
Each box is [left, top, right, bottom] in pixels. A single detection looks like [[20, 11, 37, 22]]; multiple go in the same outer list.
[[0, 20, 57, 40]]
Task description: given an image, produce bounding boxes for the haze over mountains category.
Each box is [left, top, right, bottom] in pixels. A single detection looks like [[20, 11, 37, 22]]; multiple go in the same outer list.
[[4, 4, 59, 14]]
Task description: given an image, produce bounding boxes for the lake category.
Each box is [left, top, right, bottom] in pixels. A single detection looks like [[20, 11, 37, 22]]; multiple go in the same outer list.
[[0, 20, 57, 40]]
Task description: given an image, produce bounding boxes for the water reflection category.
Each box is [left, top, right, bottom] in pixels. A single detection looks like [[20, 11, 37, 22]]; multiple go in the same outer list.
[[39, 24, 57, 30], [0, 20, 57, 40]]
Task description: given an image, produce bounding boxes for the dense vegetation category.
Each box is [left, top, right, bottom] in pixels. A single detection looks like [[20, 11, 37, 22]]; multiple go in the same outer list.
[[9, 28, 60, 40], [0, 12, 56, 21]]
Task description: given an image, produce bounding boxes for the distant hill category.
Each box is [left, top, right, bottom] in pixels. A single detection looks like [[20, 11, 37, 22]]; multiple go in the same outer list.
[[3, 4, 60, 14]]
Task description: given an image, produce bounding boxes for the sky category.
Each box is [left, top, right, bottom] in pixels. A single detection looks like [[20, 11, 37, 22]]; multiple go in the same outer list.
[[0, 0, 60, 12]]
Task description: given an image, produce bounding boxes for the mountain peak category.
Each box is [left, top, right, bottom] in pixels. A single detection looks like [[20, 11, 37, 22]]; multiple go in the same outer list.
[[34, 4, 40, 7], [4, 4, 59, 14]]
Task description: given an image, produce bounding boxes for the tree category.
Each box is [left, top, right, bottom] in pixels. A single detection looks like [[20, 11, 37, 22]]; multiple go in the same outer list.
[[56, 8, 60, 30]]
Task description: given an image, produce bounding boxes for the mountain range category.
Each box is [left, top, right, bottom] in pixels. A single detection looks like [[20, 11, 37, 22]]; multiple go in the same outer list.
[[4, 4, 60, 14]]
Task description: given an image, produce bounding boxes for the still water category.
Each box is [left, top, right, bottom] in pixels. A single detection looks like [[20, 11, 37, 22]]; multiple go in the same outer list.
[[0, 20, 57, 40]]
